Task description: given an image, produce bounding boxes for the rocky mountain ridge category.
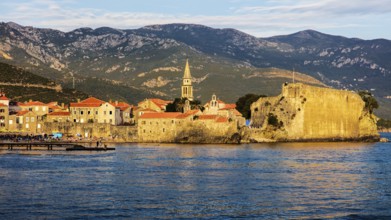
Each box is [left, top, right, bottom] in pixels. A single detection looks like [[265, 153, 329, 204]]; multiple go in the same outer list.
[[0, 22, 390, 118]]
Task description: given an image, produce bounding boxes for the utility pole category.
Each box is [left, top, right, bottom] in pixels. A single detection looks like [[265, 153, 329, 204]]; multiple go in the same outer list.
[[292, 67, 295, 84]]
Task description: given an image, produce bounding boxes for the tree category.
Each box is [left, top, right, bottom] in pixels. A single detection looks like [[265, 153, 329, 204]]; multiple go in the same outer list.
[[166, 98, 204, 112], [358, 91, 379, 113], [235, 94, 266, 119]]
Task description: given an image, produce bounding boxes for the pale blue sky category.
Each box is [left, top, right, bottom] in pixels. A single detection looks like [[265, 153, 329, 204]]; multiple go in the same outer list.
[[1, 0, 390, 39]]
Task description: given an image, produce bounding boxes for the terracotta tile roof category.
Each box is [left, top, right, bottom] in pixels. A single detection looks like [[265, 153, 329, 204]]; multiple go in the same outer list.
[[0, 103, 7, 107], [109, 101, 132, 111], [232, 109, 242, 116], [185, 109, 200, 115], [198, 115, 219, 120], [176, 109, 200, 119], [49, 105, 62, 110], [16, 110, 29, 116], [0, 96, 9, 100], [197, 114, 229, 123], [47, 102, 58, 106], [47, 112, 71, 116], [139, 112, 182, 119], [220, 103, 236, 110], [18, 101, 47, 106], [137, 108, 157, 112], [216, 116, 229, 123], [139, 98, 172, 110], [70, 97, 105, 107]]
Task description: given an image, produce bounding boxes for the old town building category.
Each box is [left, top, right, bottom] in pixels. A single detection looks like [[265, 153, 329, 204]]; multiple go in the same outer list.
[[70, 97, 121, 125]]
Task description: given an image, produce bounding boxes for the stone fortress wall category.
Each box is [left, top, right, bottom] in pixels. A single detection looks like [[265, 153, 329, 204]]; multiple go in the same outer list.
[[247, 83, 379, 142]]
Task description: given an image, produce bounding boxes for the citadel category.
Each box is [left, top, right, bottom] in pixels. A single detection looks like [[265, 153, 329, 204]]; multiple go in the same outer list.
[[0, 60, 245, 143], [0, 60, 379, 143]]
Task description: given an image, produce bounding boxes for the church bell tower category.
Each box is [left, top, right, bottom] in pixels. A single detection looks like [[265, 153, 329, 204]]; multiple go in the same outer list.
[[181, 59, 193, 101]]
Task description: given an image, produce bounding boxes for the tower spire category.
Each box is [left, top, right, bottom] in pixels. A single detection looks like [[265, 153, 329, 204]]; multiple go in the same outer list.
[[181, 59, 194, 101], [183, 59, 191, 79]]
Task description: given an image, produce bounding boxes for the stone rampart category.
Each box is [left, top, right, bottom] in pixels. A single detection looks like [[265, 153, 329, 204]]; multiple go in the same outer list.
[[248, 83, 379, 142], [43, 122, 137, 142]]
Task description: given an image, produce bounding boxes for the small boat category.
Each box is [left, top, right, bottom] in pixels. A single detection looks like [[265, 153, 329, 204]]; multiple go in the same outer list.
[[66, 145, 115, 151]]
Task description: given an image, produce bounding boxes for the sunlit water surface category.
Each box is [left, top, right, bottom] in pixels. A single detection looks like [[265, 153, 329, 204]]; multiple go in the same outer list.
[[1, 134, 391, 219]]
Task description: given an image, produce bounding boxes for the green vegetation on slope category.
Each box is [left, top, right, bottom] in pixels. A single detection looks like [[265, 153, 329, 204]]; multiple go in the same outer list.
[[0, 62, 88, 104], [0, 62, 53, 85], [63, 77, 162, 104]]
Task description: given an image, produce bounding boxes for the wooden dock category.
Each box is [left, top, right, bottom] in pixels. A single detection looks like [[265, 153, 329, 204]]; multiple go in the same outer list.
[[0, 142, 115, 151]]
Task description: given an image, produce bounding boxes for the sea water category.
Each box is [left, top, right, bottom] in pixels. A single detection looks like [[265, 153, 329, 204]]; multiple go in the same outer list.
[[1, 134, 391, 219]]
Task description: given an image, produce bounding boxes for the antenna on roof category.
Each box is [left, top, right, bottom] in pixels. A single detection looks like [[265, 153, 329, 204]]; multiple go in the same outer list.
[[292, 67, 295, 84]]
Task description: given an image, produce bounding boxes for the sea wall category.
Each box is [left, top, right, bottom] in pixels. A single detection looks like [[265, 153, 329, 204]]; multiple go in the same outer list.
[[247, 83, 379, 142], [43, 122, 138, 142], [138, 119, 240, 143]]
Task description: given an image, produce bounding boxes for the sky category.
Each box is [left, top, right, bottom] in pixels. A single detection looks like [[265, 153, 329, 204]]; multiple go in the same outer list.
[[0, 0, 390, 40]]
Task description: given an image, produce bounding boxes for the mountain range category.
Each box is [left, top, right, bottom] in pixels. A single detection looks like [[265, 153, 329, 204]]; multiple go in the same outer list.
[[0, 22, 390, 118]]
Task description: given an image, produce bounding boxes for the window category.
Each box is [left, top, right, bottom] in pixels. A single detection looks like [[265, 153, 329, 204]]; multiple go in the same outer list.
[[31, 117, 34, 122], [0, 109, 4, 113], [26, 124, 29, 129], [9, 120, 13, 125], [81, 111, 84, 115], [35, 106, 39, 111], [0, 123, 5, 127], [29, 108, 33, 111], [26, 117, 29, 122], [110, 119, 112, 123], [74, 119, 76, 122], [88, 111, 91, 115], [80, 119, 84, 123], [172, 120, 174, 124], [37, 124, 41, 129], [96, 111, 98, 115], [143, 129, 146, 133], [104, 111, 106, 115], [163, 128, 165, 132], [74, 111, 76, 114], [43, 106, 46, 111], [109, 111, 112, 115], [141, 121, 146, 125]]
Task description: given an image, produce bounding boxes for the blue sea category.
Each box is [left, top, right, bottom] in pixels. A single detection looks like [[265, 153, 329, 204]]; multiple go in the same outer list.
[[1, 133, 391, 219]]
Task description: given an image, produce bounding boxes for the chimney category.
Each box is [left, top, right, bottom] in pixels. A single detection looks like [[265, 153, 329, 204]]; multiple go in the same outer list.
[[29, 99, 32, 102], [115, 100, 118, 105], [77, 98, 80, 103], [61, 103, 65, 108]]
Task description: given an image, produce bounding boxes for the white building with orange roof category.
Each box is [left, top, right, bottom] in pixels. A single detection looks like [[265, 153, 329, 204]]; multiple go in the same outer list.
[[70, 97, 121, 125], [46, 111, 71, 123], [203, 94, 245, 126], [138, 98, 172, 112], [0, 92, 9, 130], [47, 102, 68, 113], [8, 110, 40, 133], [109, 101, 133, 125], [138, 110, 200, 142], [18, 100, 49, 117]]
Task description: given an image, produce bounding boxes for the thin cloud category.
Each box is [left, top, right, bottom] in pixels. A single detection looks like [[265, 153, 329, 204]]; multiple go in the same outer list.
[[0, 0, 390, 39]]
